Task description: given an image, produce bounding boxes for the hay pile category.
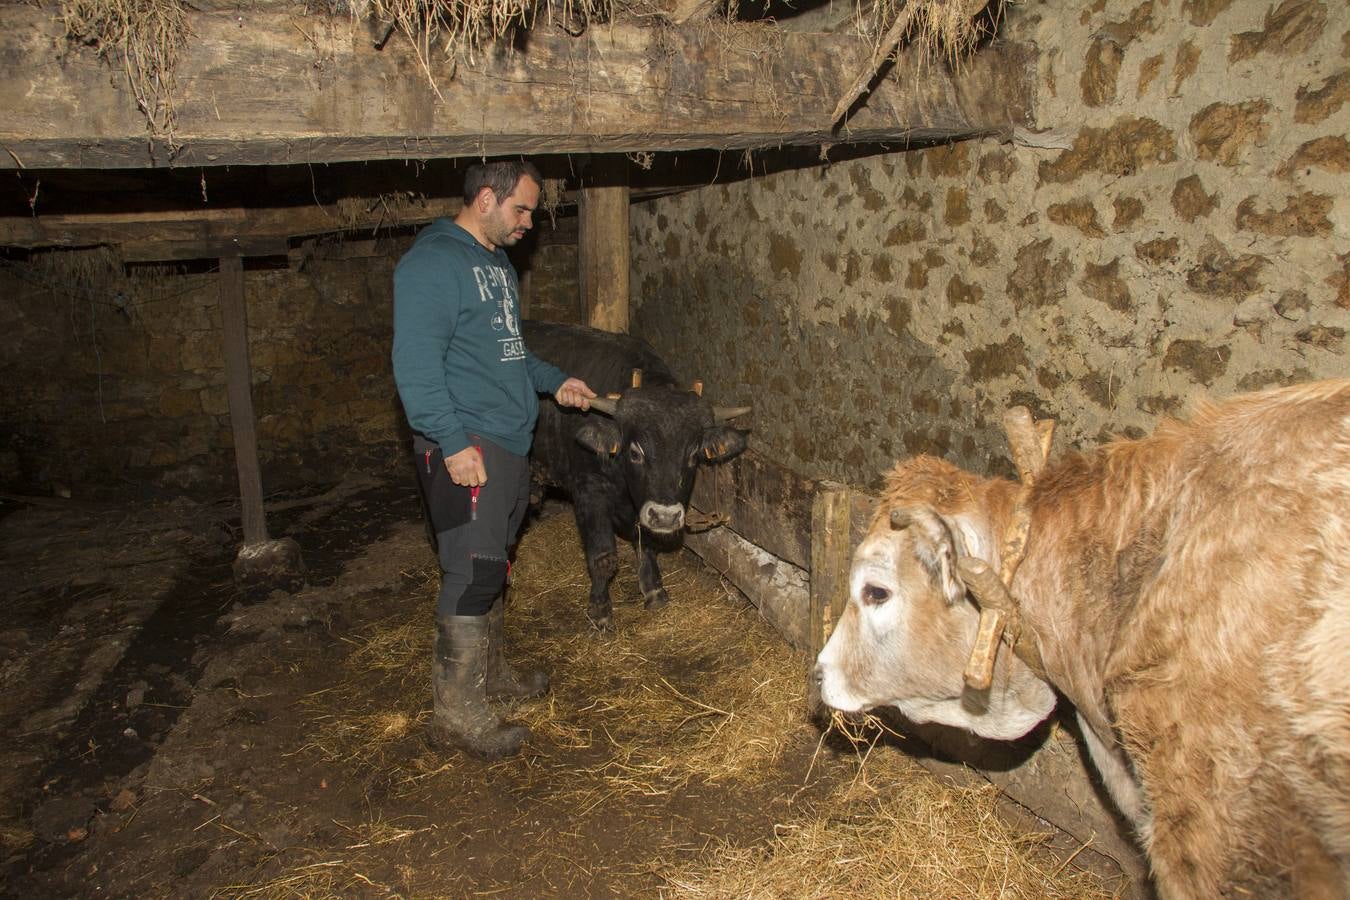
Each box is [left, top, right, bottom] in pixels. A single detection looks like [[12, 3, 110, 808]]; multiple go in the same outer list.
[[61, 0, 189, 147], [659, 745, 1120, 898], [277, 508, 1124, 898], [299, 509, 807, 791]]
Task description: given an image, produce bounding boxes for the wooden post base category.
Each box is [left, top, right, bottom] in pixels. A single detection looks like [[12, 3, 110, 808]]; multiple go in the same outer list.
[[231, 537, 306, 593]]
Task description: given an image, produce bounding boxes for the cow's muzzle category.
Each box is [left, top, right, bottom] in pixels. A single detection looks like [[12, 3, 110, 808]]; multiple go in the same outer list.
[[639, 502, 685, 533]]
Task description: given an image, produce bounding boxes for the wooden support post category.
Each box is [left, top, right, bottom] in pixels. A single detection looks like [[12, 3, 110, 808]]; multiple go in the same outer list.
[[218, 253, 305, 590], [219, 254, 268, 545], [807, 482, 853, 715], [579, 156, 630, 333]]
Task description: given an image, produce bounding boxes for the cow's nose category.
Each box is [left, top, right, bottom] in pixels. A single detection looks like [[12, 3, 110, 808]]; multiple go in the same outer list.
[[642, 503, 685, 532]]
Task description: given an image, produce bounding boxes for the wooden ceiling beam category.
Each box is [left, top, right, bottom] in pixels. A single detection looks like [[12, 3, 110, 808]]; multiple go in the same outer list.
[[0, 197, 463, 252], [0, 7, 1034, 171]]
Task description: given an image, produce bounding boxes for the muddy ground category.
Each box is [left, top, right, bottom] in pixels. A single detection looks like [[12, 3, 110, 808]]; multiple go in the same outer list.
[[0, 472, 1130, 898]]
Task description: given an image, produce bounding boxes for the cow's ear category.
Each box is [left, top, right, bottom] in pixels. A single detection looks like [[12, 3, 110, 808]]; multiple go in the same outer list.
[[576, 420, 622, 456], [698, 425, 748, 463], [893, 506, 965, 606]]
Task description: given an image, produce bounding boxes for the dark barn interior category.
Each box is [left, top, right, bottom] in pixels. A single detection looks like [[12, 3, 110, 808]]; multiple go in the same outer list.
[[2, 0, 1347, 895]]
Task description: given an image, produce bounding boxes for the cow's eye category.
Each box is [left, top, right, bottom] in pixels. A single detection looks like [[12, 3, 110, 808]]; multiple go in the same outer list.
[[628, 443, 645, 464], [861, 584, 891, 606]]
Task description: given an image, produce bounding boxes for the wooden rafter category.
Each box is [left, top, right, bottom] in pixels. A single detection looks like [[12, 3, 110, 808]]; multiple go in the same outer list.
[[0, 6, 1034, 171]]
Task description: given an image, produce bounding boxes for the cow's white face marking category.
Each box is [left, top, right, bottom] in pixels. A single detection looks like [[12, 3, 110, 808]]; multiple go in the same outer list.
[[639, 501, 685, 534], [816, 514, 1056, 742]]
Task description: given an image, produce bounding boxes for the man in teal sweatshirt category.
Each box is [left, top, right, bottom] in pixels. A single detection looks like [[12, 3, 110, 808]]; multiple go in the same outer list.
[[393, 159, 595, 759]]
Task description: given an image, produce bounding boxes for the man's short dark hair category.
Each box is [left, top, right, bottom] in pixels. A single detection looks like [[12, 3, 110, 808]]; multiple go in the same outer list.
[[463, 160, 542, 205]]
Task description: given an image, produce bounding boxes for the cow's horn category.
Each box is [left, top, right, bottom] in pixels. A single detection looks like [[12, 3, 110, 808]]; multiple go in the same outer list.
[[956, 557, 1014, 691], [691, 380, 704, 397], [588, 396, 618, 416], [631, 369, 643, 389], [713, 405, 752, 422]]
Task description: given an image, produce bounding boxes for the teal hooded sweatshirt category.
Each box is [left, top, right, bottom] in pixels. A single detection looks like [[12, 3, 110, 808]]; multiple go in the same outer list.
[[392, 218, 567, 458]]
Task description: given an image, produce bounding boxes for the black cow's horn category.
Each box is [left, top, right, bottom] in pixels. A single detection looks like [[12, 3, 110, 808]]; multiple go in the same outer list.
[[713, 405, 751, 422], [588, 396, 618, 416]]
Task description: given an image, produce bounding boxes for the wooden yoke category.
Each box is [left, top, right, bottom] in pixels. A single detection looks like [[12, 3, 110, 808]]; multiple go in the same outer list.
[[960, 407, 1054, 690]]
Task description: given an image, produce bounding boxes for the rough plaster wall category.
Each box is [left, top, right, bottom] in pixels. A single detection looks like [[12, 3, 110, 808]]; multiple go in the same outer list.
[[0, 251, 405, 495], [631, 0, 1349, 488]]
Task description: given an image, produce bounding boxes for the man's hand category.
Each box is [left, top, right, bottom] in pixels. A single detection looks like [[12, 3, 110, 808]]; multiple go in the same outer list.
[[555, 377, 597, 411], [445, 445, 486, 487]]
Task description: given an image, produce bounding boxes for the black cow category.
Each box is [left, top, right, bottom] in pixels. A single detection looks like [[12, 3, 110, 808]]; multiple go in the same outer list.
[[523, 321, 750, 629]]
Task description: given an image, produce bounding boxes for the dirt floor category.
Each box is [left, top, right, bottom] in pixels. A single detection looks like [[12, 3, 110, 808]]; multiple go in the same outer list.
[[0, 472, 1132, 898]]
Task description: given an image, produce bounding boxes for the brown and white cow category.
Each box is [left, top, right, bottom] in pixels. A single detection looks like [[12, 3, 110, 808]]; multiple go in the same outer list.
[[815, 379, 1350, 899]]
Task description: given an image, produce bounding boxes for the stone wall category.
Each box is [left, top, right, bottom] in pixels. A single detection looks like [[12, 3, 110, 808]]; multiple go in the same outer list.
[[524, 241, 584, 324], [631, 0, 1349, 488], [0, 246, 407, 496]]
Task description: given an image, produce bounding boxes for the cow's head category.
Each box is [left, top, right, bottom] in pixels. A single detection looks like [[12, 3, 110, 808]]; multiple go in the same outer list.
[[576, 385, 749, 534], [814, 503, 1056, 741]]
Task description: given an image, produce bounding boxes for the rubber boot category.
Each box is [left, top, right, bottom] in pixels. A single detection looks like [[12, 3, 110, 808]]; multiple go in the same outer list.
[[430, 616, 529, 759], [486, 601, 549, 701]]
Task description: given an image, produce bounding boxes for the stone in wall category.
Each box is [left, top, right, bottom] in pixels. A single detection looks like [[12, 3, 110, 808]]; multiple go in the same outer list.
[[1294, 69, 1349, 123], [1038, 117, 1177, 183], [1295, 324, 1345, 351], [1082, 0, 1158, 106], [768, 232, 801, 277], [965, 335, 1030, 381], [1277, 135, 1350, 177], [1328, 252, 1350, 309], [1007, 239, 1073, 310], [884, 219, 927, 246], [1182, 0, 1233, 27], [1190, 100, 1272, 165], [944, 188, 972, 226], [1135, 237, 1179, 264], [1229, 0, 1328, 62], [1137, 52, 1163, 96], [1162, 339, 1232, 385], [1112, 196, 1144, 229], [1082, 36, 1125, 106], [1185, 238, 1268, 299], [1171, 174, 1218, 222], [1170, 40, 1201, 95], [976, 150, 1016, 184], [926, 143, 970, 177], [1234, 192, 1333, 237], [1047, 199, 1106, 236], [1080, 259, 1134, 312], [946, 275, 984, 306]]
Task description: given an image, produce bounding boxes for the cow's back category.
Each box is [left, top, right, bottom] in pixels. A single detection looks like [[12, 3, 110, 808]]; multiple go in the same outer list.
[[1098, 380, 1350, 894], [522, 320, 679, 490]]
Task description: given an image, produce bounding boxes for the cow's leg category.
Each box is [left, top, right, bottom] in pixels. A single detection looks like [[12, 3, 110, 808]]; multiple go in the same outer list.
[[637, 542, 669, 610], [573, 496, 618, 630], [1076, 713, 1148, 830]]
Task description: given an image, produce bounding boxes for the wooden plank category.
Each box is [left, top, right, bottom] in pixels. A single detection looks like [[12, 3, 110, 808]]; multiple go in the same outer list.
[[0, 7, 1036, 169], [806, 482, 852, 714], [218, 254, 269, 544], [123, 236, 289, 262], [0, 197, 463, 250], [690, 449, 816, 570], [580, 157, 630, 333], [683, 527, 811, 650]]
